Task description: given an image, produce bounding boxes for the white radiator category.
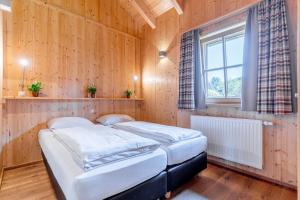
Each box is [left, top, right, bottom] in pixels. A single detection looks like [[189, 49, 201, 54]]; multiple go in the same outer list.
[[191, 115, 263, 169]]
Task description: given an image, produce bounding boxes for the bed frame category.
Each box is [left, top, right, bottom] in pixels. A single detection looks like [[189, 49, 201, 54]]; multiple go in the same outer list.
[[42, 152, 167, 200], [166, 151, 207, 192], [42, 151, 207, 200]]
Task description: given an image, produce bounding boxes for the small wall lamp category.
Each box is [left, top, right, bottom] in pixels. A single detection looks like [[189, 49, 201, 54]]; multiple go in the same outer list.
[[132, 75, 138, 98], [18, 58, 29, 97], [159, 51, 167, 59], [133, 75, 138, 81], [19, 58, 29, 68]]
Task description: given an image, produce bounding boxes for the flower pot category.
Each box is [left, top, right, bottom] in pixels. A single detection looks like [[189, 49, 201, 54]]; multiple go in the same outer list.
[[32, 91, 39, 97], [91, 93, 96, 98]]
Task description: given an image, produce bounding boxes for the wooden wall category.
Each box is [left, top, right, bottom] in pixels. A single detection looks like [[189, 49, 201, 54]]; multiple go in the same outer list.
[[297, 0, 300, 196], [141, 9, 179, 126], [179, 0, 259, 32], [2, 100, 142, 167], [141, 0, 298, 187], [4, 0, 142, 98], [0, 11, 3, 172], [0, 0, 142, 168]]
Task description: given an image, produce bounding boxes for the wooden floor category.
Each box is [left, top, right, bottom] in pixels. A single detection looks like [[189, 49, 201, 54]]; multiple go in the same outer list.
[[0, 162, 297, 200]]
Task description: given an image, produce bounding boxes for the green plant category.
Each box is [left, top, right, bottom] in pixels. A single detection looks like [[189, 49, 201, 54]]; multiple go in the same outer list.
[[87, 85, 97, 94], [125, 89, 132, 98], [28, 81, 42, 93]]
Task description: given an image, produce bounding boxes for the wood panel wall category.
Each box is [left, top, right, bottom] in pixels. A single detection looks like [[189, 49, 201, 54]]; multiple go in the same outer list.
[[141, 0, 298, 187], [297, 0, 300, 196], [2, 100, 142, 167], [4, 0, 142, 98], [0, 0, 142, 168], [180, 0, 259, 33], [0, 11, 3, 172]]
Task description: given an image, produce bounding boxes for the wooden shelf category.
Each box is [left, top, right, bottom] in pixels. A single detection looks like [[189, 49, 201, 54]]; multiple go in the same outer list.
[[3, 96, 144, 102]]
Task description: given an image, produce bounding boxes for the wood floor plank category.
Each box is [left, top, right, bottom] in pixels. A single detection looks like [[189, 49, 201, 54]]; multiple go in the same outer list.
[[3, 164, 45, 178], [0, 162, 296, 200]]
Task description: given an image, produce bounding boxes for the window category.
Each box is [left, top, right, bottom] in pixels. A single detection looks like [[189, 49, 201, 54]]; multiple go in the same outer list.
[[201, 25, 245, 103]]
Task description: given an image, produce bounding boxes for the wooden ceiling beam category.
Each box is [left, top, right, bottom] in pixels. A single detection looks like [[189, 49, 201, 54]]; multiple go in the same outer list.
[[130, 0, 156, 29], [170, 0, 183, 15]]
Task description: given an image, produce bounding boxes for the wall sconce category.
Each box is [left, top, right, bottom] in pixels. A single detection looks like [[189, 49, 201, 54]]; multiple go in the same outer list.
[[18, 58, 29, 97], [132, 75, 138, 98], [159, 51, 167, 59], [133, 75, 138, 81]]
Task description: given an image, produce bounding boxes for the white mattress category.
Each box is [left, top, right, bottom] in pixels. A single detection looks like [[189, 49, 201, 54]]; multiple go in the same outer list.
[[113, 122, 207, 165], [39, 129, 167, 200], [159, 136, 207, 165], [113, 121, 202, 144], [52, 125, 160, 170]]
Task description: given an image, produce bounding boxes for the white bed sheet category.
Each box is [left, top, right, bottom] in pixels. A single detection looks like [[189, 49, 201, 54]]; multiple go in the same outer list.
[[52, 125, 159, 170], [113, 122, 207, 165], [161, 136, 207, 165], [113, 121, 202, 144], [39, 129, 167, 200]]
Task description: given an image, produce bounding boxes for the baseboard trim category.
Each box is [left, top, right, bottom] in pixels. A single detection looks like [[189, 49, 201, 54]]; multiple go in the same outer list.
[[0, 160, 43, 189], [0, 167, 4, 189], [4, 160, 43, 171], [208, 159, 297, 190], [0, 159, 296, 191]]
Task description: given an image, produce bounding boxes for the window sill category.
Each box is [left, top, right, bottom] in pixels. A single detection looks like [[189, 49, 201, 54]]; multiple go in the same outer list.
[[206, 102, 241, 108]]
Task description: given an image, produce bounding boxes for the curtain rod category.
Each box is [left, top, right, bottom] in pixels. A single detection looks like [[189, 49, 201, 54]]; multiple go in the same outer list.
[[181, 0, 262, 34]]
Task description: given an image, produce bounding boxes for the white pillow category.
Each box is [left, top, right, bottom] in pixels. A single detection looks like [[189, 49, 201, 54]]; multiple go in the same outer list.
[[47, 117, 94, 129], [96, 114, 135, 126]]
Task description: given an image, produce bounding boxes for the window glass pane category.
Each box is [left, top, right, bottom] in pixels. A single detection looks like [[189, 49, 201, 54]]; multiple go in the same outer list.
[[206, 70, 225, 98], [206, 40, 223, 69], [227, 67, 242, 98], [225, 35, 244, 66]]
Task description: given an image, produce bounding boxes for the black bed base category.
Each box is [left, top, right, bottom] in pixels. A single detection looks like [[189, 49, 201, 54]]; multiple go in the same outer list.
[[42, 152, 167, 200], [167, 151, 207, 192], [42, 151, 207, 200], [106, 171, 167, 200]]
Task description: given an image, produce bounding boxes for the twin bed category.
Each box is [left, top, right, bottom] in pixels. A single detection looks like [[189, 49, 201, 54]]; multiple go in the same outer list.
[[39, 115, 207, 200]]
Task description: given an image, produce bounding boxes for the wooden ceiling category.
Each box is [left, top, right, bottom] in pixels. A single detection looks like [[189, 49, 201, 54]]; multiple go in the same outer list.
[[119, 0, 183, 29]]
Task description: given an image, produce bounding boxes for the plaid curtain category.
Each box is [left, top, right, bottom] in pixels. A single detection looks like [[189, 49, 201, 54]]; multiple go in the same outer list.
[[257, 0, 292, 114], [178, 30, 197, 109]]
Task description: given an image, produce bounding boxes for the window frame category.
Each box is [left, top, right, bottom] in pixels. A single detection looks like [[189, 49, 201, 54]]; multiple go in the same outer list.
[[200, 25, 245, 104]]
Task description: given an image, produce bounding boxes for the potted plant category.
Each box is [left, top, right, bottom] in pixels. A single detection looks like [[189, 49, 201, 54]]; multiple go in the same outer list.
[[125, 89, 132, 98], [88, 85, 97, 98], [28, 81, 42, 97]]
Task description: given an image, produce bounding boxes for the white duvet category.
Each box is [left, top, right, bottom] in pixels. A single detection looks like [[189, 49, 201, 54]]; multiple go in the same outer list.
[[52, 125, 160, 170], [113, 121, 202, 144]]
